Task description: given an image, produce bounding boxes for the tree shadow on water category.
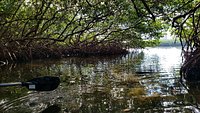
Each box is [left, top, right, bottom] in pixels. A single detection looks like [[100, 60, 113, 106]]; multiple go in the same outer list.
[[41, 104, 61, 113]]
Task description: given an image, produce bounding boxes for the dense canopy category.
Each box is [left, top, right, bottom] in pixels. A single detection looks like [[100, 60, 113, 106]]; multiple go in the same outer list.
[[0, 0, 200, 66]]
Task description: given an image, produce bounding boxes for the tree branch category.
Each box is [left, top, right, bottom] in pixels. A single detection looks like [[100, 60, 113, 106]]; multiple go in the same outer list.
[[130, 0, 141, 17], [172, 3, 200, 27], [140, 0, 156, 21]]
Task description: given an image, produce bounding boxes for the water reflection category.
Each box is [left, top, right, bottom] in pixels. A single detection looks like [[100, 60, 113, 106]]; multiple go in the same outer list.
[[136, 47, 182, 73], [1, 47, 200, 113]]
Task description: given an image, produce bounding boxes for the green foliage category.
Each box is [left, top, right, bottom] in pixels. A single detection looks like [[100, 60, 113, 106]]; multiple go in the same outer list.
[[0, 0, 166, 49], [0, 0, 198, 56]]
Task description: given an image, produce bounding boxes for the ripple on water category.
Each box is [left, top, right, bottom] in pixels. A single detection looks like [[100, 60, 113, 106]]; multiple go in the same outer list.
[[1, 47, 200, 113]]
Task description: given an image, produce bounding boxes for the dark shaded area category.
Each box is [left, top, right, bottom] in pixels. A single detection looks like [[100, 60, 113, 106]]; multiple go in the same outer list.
[[41, 105, 61, 113], [180, 48, 200, 82]]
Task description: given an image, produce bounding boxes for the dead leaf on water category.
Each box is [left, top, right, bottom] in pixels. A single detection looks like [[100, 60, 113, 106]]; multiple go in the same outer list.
[[123, 108, 131, 112]]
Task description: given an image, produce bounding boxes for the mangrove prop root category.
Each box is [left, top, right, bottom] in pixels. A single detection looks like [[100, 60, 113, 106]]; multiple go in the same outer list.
[[0, 43, 128, 63], [181, 48, 200, 82]]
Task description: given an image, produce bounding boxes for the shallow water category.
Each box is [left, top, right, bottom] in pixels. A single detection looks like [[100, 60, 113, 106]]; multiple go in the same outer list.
[[0, 47, 200, 113]]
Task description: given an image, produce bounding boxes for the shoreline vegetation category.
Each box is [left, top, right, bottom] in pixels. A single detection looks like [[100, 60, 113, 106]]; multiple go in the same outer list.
[[158, 39, 182, 47], [0, 38, 180, 65], [0, 42, 129, 64], [0, 1, 163, 65]]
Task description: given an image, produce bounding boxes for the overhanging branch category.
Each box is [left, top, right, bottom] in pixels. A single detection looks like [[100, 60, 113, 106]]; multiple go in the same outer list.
[[140, 0, 155, 21], [172, 3, 200, 27]]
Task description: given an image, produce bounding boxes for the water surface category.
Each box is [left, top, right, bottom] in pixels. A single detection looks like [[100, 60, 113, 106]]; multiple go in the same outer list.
[[0, 47, 200, 113]]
